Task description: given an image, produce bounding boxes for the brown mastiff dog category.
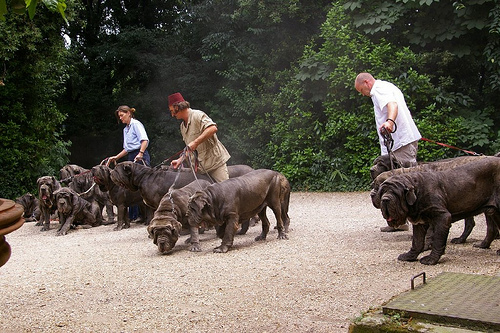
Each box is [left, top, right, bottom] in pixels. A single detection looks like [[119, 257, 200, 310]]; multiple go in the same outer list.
[[110, 162, 254, 209], [67, 169, 115, 225], [371, 155, 494, 245], [92, 165, 152, 230], [59, 164, 88, 185], [15, 193, 40, 222], [377, 157, 500, 265], [147, 179, 212, 254], [370, 154, 402, 180], [187, 169, 291, 253], [53, 187, 102, 236], [36, 176, 62, 231]]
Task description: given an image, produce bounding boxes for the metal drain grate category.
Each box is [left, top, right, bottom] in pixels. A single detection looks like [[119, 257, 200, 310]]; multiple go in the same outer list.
[[383, 272, 500, 330]]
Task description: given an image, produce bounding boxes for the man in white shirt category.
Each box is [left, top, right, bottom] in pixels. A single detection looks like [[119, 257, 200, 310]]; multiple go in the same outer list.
[[355, 72, 422, 231]]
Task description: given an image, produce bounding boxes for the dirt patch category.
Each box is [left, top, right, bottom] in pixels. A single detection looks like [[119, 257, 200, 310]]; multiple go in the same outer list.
[[1, 192, 499, 332]]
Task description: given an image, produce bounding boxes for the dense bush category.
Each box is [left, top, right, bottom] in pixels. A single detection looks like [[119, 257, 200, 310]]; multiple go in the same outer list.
[[267, 2, 478, 191], [0, 11, 70, 199]]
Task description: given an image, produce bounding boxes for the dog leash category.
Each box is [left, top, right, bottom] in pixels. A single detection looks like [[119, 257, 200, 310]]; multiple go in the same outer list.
[[184, 147, 216, 185], [420, 137, 482, 156], [77, 182, 96, 197], [60, 169, 92, 185], [167, 146, 215, 196], [380, 127, 401, 170]]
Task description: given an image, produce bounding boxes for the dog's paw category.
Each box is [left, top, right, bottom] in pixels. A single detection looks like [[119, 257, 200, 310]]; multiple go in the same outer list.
[[189, 243, 201, 252], [473, 241, 490, 249], [213, 245, 230, 253], [397, 251, 419, 262], [420, 255, 439, 265]]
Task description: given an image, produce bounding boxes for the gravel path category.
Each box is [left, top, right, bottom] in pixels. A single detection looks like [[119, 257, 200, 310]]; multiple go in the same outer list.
[[1, 192, 499, 332]]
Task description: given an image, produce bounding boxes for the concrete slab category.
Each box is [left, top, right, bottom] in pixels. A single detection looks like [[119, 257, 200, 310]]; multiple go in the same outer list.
[[382, 272, 500, 331]]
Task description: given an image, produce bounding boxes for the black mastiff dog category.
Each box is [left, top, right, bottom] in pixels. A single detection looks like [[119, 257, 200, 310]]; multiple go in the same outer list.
[[37, 176, 62, 231], [15, 193, 40, 222], [92, 165, 152, 230], [187, 169, 291, 253], [147, 179, 212, 254], [371, 155, 492, 244], [110, 162, 254, 209], [376, 157, 500, 265], [53, 187, 102, 236]]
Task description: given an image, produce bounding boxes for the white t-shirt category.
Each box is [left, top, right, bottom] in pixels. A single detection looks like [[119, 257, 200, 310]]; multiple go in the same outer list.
[[371, 79, 421, 154]]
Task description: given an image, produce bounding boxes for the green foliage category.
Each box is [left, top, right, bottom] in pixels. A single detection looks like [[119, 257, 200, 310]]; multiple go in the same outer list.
[[0, 8, 70, 199], [266, 1, 488, 191], [414, 104, 465, 161], [343, 0, 496, 50], [0, 0, 67, 22], [193, 0, 332, 168], [4, 0, 500, 195]]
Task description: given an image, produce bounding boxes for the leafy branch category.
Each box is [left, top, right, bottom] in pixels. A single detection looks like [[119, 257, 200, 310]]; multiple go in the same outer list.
[[0, 0, 67, 23]]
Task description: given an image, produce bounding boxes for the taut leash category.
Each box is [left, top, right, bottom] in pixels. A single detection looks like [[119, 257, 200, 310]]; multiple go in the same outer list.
[[420, 137, 482, 156]]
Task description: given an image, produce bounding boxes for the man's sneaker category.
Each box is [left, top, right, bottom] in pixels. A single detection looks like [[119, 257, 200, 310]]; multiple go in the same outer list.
[[131, 217, 143, 224]]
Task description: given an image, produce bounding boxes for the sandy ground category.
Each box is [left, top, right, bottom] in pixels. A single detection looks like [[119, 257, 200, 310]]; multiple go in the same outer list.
[[1, 191, 499, 333]]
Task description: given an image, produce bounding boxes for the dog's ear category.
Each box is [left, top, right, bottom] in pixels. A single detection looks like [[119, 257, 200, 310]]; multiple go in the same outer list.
[[172, 221, 182, 235], [194, 195, 206, 212], [53, 188, 62, 198], [104, 165, 112, 176], [405, 186, 417, 206], [52, 176, 61, 191], [189, 192, 209, 214], [201, 198, 211, 214], [147, 225, 158, 244]]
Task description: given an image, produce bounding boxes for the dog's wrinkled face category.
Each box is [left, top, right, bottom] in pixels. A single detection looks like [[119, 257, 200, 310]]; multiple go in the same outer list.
[[70, 174, 93, 193], [60, 165, 86, 180], [370, 186, 382, 209], [378, 179, 412, 228], [370, 165, 383, 181], [37, 176, 59, 206], [148, 222, 181, 254], [370, 155, 390, 180], [16, 193, 37, 217], [110, 162, 138, 191], [55, 188, 74, 215], [91, 165, 111, 187], [370, 154, 401, 180]]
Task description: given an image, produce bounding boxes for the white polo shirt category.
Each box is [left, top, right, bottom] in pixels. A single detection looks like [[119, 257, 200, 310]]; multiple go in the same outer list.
[[371, 79, 421, 154]]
